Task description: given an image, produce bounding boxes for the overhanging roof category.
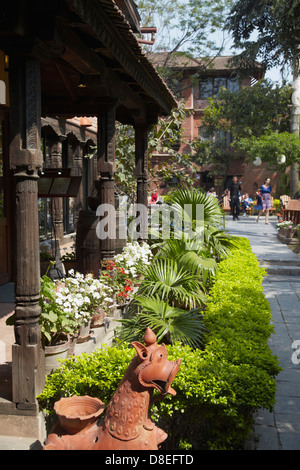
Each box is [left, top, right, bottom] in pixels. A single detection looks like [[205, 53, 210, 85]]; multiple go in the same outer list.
[[0, 0, 177, 125]]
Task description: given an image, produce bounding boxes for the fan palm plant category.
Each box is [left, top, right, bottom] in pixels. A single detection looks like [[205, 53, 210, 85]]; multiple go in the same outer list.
[[157, 187, 241, 260], [165, 186, 225, 228], [117, 295, 206, 348], [204, 225, 241, 261], [156, 236, 218, 285], [137, 257, 206, 309]]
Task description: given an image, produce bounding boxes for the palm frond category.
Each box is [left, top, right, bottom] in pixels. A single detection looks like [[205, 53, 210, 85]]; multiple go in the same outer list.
[[118, 295, 206, 348], [165, 187, 225, 227], [138, 257, 206, 308]]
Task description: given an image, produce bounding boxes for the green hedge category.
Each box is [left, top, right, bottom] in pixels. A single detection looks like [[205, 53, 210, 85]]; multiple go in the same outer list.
[[37, 237, 281, 449]]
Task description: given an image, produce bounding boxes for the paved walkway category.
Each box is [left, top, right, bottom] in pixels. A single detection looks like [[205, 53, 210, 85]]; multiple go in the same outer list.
[[225, 215, 300, 450]]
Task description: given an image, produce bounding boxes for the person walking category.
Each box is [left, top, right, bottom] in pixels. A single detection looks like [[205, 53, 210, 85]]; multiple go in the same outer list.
[[228, 176, 242, 221], [256, 177, 272, 224]]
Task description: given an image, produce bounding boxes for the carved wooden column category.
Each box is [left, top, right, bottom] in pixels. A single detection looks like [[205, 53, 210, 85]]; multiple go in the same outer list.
[[135, 125, 149, 241], [72, 142, 84, 228], [9, 56, 45, 408], [96, 100, 117, 260], [135, 125, 149, 207], [50, 139, 64, 240]]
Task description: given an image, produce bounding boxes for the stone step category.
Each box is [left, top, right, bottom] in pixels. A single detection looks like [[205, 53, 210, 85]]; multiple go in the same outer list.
[[260, 264, 300, 276], [259, 259, 300, 266], [263, 275, 300, 283]]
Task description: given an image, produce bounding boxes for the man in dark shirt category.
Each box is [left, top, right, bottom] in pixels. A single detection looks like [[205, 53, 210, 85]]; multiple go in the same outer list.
[[228, 176, 241, 220]]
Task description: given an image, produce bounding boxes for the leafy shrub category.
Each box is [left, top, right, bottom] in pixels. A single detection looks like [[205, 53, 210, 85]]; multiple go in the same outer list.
[[37, 237, 281, 449]]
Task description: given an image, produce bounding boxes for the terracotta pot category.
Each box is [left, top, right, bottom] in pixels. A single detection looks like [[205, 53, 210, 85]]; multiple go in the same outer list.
[[91, 308, 106, 328], [54, 395, 105, 434], [77, 319, 91, 343], [285, 228, 295, 239], [45, 339, 70, 375], [68, 333, 79, 356], [63, 260, 76, 275]]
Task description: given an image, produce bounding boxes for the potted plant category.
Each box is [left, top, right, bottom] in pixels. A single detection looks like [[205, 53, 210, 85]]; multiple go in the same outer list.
[[55, 270, 115, 341], [100, 260, 133, 308], [276, 220, 296, 239], [114, 241, 153, 282], [39, 274, 79, 374], [60, 251, 76, 275]]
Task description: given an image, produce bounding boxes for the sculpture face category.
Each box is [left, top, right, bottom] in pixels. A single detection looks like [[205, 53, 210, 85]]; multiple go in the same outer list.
[[132, 339, 181, 396]]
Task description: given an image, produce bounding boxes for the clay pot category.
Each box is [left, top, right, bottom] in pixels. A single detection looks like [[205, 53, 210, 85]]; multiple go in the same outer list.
[[77, 319, 91, 343], [54, 395, 105, 434], [45, 339, 70, 375], [91, 308, 106, 328], [285, 228, 295, 239], [63, 261, 76, 275]]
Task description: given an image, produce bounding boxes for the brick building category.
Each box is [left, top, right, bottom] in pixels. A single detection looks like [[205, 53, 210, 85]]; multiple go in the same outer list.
[[148, 53, 285, 199]]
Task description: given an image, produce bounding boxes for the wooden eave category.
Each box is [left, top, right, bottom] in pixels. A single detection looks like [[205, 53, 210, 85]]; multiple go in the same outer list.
[[0, 0, 177, 125], [64, 0, 177, 117]]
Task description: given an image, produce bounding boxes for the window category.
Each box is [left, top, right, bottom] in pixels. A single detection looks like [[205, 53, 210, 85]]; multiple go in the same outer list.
[[213, 77, 227, 96], [227, 78, 240, 93], [63, 198, 76, 235], [39, 137, 77, 240], [199, 78, 213, 99], [39, 198, 52, 240], [199, 76, 239, 99], [199, 126, 211, 141], [199, 126, 232, 146]]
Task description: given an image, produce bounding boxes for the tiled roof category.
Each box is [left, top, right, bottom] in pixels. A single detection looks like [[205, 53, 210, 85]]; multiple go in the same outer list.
[[147, 51, 264, 74]]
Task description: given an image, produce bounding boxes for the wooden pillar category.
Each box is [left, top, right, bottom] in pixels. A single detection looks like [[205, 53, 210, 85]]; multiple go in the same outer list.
[[72, 142, 84, 228], [135, 125, 149, 241], [96, 100, 117, 260], [9, 56, 45, 408], [135, 125, 149, 207], [50, 139, 64, 240]]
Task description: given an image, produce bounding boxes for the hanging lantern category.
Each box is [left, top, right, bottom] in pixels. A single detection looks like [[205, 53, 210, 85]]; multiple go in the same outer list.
[[253, 157, 262, 166]]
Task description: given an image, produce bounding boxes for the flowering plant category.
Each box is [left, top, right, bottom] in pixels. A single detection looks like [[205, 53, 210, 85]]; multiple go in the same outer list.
[[39, 271, 114, 346], [114, 242, 152, 278], [276, 220, 296, 230], [101, 260, 133, 302]]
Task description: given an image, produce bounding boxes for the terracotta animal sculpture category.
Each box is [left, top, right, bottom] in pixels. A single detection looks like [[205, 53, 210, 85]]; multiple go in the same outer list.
[[43, 328, 181, 450]]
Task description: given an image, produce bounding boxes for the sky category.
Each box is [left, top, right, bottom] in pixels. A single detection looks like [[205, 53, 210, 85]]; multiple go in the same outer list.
[[212, 30, 293, 85], [143, 8, 294, 86]]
